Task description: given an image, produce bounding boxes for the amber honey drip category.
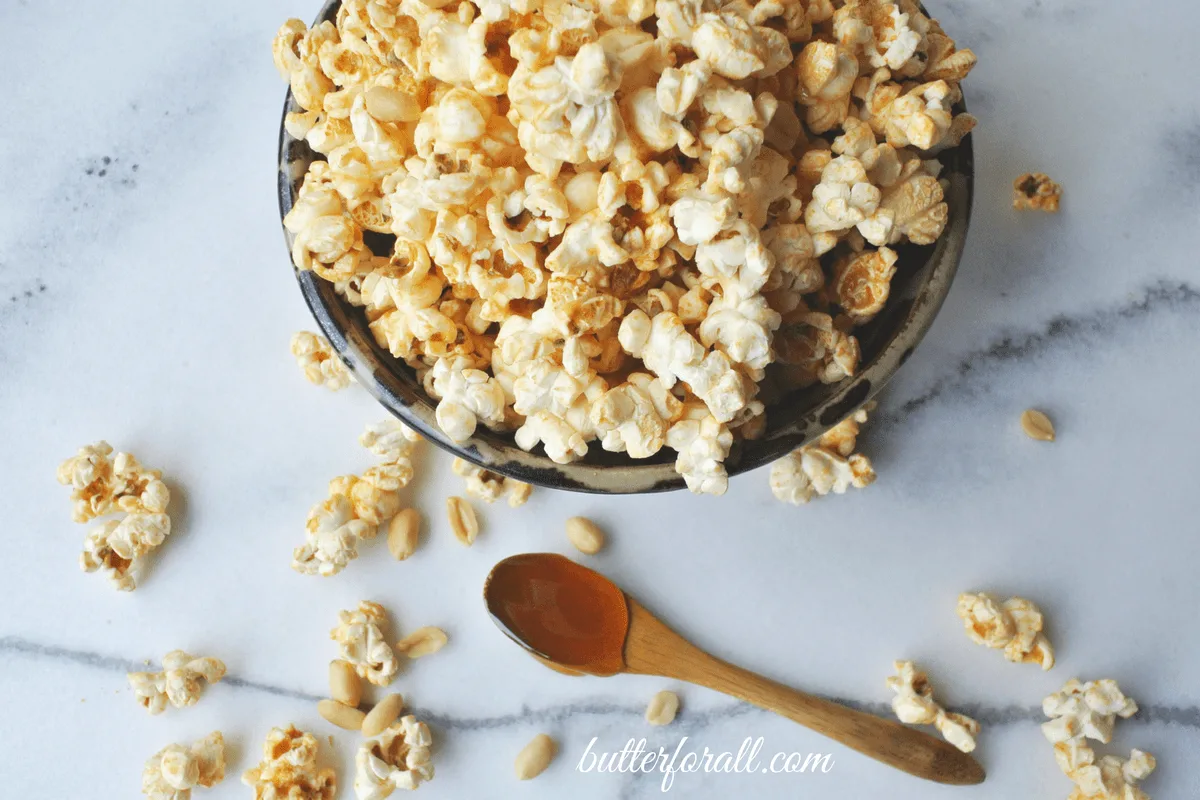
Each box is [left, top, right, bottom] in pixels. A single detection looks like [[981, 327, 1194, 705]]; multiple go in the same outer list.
[[484, 553, 629, 676]]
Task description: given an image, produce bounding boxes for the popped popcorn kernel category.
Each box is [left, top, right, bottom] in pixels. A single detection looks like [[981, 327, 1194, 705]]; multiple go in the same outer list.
[[1014, 172, 1063, 212], [142, 731, 225, 800], [354, 716, 435, 798], [452, 457, 533, 506], [770, 404, 875, 504], [1042, 679, 1152, 800], [273, 0, 975, 492], [58, 442, 170, 523], [80, 512, 172, 591], [291, 331, 354, 390], [957, 592, 1055, 670], [129, 651, 227, 715], [332, 601, 399, 687], [242, 725, 336, 800], [887, 660, 979, 753]]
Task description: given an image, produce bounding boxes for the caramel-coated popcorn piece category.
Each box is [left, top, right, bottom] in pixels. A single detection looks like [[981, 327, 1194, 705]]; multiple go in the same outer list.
[[354, 716, 434, 798], [58, 442, 170, 523], [957, 592, 1055, 670], [142, 731, 225, 800], [452, 458, 532, 507], [291, 331, 354, 390], [243, 725, 335, 800], [887, 660, 979, 753], [1013, 172, 1063, 212], [129, 651, 227, 715], [332, 601, 399, 687], [770, 404, 875, 504]]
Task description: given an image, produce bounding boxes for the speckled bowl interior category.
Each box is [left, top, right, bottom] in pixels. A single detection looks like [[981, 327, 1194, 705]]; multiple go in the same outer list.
[[277, 0, 974, 493]]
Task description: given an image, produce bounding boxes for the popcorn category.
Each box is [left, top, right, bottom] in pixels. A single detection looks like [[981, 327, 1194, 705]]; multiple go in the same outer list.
[[331, 601, 399, 686], [1014, 172, 1063, 212], [354, 716, 434, 798], [291, 331, 354, 390], [1043, 679, 1139, 747], [1042, 679, 1152, 800], [58, 442, 170, 523], [831, 246, 897, 324], [452, 458, 533, 507], [834, 0, 924, 72], [243, 725, 336, 800], [887, 660, 979, 753], [666, 400, 734, 495], [128, 651, 227, 715], [770, 405, 876, 504], [425, 355, 508, 443], [591, 373, 683, 457], [81, 513, 172, 591], [796, 41, 860, 133], [360, 418, 422, 463], [957, 592, 1055, 670], [274, 0, 975, 493], [142, 732, 225, 800]]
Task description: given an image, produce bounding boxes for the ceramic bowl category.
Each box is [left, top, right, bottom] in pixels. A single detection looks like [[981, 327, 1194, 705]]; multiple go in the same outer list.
[[277, 0, 974, 493]]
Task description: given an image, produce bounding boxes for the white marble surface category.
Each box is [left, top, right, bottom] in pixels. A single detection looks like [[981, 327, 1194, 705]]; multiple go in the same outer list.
[[3, 0, 1199, 798]]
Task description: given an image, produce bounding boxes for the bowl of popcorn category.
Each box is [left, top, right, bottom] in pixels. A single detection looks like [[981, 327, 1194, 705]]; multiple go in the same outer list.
[[275, 0, 976, 494]]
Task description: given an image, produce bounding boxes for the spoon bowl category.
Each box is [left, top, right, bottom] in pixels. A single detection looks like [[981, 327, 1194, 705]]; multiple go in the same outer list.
[[485, 553, 985, 786]]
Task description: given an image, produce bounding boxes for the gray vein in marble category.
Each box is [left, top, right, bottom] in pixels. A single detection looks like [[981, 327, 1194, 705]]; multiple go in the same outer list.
[[880, 280, 1200, 426], [5, 635, 1197, 732]]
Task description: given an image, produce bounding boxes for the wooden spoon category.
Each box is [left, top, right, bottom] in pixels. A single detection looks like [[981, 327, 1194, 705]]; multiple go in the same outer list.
[[484, 553, 984, 786]]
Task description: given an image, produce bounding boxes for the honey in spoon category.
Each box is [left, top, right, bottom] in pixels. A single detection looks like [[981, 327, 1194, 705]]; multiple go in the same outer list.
[[484, 552, 628, 676]]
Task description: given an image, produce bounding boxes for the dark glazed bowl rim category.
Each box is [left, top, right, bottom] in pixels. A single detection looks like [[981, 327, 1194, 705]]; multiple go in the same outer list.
[[277, 0, 974, 494]]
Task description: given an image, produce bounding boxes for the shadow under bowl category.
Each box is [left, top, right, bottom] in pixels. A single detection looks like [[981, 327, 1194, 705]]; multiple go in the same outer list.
[[277, 0, 974, 493]]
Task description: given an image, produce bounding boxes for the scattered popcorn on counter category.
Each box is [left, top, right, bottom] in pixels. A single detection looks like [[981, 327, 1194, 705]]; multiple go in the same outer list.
[[58, 441, 170, 523], [243, 725, 336, 800], [332, 601, 399, 687], [957, 592, 1055, 670], [354, 716, 435, 799], [1042, 679, 1152, 800], [142, 732, 225, 800], [292, 330, 355, 390], [80, 512, 172, 591], [295, 420, 421, 576], [887, 660, 979, 753], [770, 403, 875, 504], [273, 0, 975, 493], [128, 651, 227, 715], [1043, 679, 1139, 747]]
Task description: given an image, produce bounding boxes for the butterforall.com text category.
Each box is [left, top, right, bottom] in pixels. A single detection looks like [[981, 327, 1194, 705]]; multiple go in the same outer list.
[[576, 736, 834, 792]]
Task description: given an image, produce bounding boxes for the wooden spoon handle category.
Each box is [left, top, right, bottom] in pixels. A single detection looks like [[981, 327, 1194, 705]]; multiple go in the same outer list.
[[623, 600, 984, 786]]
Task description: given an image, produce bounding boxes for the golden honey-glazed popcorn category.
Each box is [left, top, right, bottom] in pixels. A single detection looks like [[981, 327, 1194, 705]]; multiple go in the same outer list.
[[142, 731, 226, 800], [1013, 172, 1063, 212], [452, 457, 533, 507], [295, 421, 420, 576], [291, 331, 354, 390], [354, 716, 434, 798], [58, 441, 171, 523], [1043, 679, 1139, 747], [80, 512, 172, 592], [887, 660, 979, 753], [243, 725, 335, 800], [1042, 679, 1152, 800], [957, 592, 1055, 670], [274, 0, 976, 494], [129, 651, 227, 715], [770, 404, 875, 504], [332, 601, 399, 687]]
